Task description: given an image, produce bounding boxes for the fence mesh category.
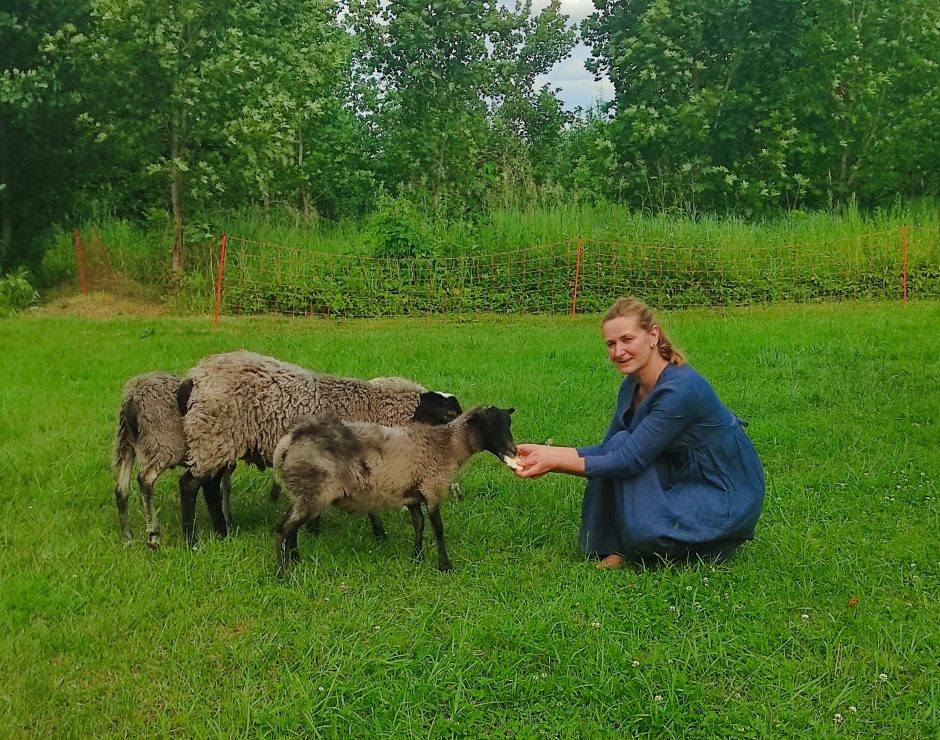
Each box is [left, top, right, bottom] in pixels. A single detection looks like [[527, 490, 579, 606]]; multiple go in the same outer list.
[[215, 228, 939, 319], [73, 228, 116, 294]]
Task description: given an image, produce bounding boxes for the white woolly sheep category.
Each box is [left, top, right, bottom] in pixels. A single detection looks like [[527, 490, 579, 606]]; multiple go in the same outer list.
[[112, 372, 233, 548], [272, 405, 516, 576], [176, 350, 462, 547]]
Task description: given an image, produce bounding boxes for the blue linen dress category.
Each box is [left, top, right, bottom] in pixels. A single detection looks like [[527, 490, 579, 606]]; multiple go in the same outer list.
[[577, 363, 764, 563]]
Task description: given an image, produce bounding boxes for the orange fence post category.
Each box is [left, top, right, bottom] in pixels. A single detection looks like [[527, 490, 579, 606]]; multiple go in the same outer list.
[[72, 228, 87, 296], [571, 236, 584, 319], [901, 224, 908, 305], [214, 234, 229, 326]]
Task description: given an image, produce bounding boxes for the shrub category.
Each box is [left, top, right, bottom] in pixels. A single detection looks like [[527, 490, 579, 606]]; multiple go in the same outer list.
[[0, 268, 40, 316]]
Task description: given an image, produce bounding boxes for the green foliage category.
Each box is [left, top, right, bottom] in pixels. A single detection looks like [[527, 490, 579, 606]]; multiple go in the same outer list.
[[0, 266, 39, 315], [583, 0, 940, 213], [0, 305, 938, 735], [369, 194, 437, 259], [0, 0, 91, 268], [6, 0, 940, 276], [349, 0, 575, 210]]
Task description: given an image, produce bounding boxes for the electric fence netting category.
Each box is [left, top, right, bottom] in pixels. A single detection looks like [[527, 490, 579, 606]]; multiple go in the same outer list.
[[212, 227, 940, 322]]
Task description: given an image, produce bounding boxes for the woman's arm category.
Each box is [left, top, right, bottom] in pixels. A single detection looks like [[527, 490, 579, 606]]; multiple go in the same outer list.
[[580, 380, 701, 478], [514, 443, 586, 478]]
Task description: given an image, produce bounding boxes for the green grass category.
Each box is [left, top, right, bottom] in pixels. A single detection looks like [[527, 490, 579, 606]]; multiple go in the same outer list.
[[0, 302, 937, 737], [40, 199, 940, 286]]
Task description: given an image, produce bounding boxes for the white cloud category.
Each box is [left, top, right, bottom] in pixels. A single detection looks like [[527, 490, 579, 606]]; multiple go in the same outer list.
[[529, 0, 596, 23], [514, 0, 613, 111], [551, 2, 612, 111]]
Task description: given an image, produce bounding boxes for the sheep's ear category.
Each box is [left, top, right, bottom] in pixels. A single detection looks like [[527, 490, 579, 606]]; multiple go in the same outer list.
[[506, 407, 515, 415]]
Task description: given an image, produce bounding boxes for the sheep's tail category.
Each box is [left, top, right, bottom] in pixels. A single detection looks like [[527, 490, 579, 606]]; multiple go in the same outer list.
[[112, 397, 139, 471], [113, 397, 139, 541]]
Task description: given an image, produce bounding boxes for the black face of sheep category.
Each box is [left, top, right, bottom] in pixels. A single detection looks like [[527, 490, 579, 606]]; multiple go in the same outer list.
[[413, 391, 462, 425], [467, 406, 517, 459]]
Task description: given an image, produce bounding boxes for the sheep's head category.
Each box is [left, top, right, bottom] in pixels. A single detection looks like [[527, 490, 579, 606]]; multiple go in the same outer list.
[[414, 391, 462, 425], [465, 406, 516, 459]]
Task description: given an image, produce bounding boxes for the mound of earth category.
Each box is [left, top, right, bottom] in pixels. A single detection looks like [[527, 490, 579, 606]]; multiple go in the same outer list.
[[34, 277, 169, 318]]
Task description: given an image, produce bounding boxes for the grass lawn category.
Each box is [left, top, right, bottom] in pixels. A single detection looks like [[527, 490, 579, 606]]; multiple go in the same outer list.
[[0, 300, 937, 737]]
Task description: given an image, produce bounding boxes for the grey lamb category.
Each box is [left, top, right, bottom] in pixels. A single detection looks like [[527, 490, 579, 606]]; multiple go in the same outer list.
[[112, 371, 232, 548], [176, 350, 462, 547], [272, 405, 517, 577]]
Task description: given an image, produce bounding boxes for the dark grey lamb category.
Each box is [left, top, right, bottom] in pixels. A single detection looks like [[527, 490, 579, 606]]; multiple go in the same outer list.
[[272, 405, 516, 576]]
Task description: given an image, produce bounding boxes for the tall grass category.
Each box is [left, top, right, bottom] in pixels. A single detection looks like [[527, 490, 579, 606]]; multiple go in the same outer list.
[[39, 199, 940, 291], [0, 302, 937, 736]]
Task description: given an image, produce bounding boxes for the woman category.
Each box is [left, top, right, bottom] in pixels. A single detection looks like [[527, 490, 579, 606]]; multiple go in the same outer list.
[[514, 297, 764, 567]]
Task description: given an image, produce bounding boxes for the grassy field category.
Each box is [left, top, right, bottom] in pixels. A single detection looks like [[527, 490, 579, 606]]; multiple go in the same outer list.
[[0, 301, 937, 737]]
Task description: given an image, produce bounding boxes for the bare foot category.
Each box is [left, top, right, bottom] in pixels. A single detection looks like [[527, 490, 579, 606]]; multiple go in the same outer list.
[[594, 554, 626, 569]]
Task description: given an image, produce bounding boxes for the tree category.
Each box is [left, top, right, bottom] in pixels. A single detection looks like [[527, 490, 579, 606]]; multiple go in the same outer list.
[[54, 0, 351, 273], [349, 0, 575, 211], [487, 0, 576, 204], [583, 0, 940, 212], [0, 0, 90, 268]]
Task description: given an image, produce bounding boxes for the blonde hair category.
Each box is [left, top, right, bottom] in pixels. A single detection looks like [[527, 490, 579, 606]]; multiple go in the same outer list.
[[601, 297, 685, 366]]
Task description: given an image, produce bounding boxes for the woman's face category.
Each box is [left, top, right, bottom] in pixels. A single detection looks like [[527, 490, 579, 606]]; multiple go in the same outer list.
[[602, 315, 658, 375]]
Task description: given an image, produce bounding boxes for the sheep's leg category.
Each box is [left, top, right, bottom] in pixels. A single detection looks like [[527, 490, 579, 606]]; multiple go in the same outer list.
[[407, 503, 425, 562], [220, 464, 234, 532], [179, 470, 202, 549], [426, 505, 453, 572], [114, 452, 134, 542], [202, 471, 229, 540], [137, 466, 162, 549], [274, 507, 311, 577], [368, 513, 386, 540]]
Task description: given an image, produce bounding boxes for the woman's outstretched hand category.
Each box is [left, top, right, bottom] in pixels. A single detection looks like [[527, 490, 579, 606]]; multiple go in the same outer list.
[[513, 443, 586, 478]]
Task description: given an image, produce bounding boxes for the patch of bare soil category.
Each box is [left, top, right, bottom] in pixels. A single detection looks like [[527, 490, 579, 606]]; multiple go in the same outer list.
[[35, 277, 169, 318]]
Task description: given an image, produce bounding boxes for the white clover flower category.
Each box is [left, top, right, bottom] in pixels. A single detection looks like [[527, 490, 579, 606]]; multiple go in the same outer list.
[[632, 660, 640, 667], [879, 673, 888, 682], [834, 713, 844, 725], [654, 695, 663, 702]]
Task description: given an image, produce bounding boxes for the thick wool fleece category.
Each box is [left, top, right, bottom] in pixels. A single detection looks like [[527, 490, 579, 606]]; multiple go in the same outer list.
[[112, 371, 187, 474], [181, 351, 430, 478]]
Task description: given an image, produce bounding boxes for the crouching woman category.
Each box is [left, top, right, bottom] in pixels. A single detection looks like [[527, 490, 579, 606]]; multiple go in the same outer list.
[[514, 297, 765, 567]]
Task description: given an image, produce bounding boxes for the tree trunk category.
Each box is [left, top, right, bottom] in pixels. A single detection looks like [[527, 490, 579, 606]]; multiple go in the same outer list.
[[0, 123, 12, 265], [169, 111, 185, 275], [297, 124, 310, 217]]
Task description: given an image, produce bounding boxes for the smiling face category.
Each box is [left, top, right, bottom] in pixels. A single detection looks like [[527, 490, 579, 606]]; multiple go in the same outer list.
[[601, 315, 660, 376]]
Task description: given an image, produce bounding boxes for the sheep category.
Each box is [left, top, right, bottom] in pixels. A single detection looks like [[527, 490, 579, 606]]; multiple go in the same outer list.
[[264, 375, 430, 503], [112, 372, 233, 548], [271, 405, 517, 576], [176, 350, 462, 547], [367, 376, 428, 393]]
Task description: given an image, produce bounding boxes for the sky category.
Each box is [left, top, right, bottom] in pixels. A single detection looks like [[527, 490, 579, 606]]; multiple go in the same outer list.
[[526, 0, 614, 112]]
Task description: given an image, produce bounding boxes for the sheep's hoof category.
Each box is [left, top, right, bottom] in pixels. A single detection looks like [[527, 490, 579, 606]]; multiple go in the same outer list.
[[147, 533, 161, 550], [438, 562, 454, 573]]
